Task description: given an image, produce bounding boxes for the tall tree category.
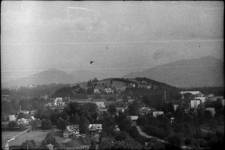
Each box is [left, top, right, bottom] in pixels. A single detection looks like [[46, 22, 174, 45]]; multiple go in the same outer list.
[[79, 115, 90, 134]]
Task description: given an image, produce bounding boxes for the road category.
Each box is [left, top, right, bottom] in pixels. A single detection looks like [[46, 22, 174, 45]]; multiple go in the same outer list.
[[135, 125, 192, 150], [136, 125, 168, 144]]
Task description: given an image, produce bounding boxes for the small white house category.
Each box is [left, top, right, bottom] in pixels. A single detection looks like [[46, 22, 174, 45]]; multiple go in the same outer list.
[[180, 91, 202, 96], [205, 107, 216, 117], [94, 88, 101, 94], [54, 97, 65, 107], [128, 99, 135, 103], [63, 125, 80, 138], [173, 104, 179, 112], [152, 111, 164, 118], [190, 100, 201, 109], [221, 99, 225, 106], [104, 88, 114, 94], [9, 115, 16, 122], [129, 116, 139, 121], [95, 102, 105, 109], [17, 118, 29, 125], [195, 96, 206, 103], [88, 124, 102, 132], [139, 107, 151, 115]]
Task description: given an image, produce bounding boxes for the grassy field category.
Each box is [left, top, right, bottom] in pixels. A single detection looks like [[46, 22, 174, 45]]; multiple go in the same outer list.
[[2, 130, 50, 147]]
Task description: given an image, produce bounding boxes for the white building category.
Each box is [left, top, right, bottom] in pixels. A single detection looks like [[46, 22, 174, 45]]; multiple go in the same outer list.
[[94, 88, 101, 94], [195, 96, 206, 103], [221, 99, 225, 106], [205, 107, 216, 117], [173, 104, 179, 111], [95, 102, 105, 109], [190, 100, 201, 109], [152, 111, 164, 118], [129, 116, 139, 121], [17, 118, 29, 126], [88, 124, 102, 132], [104, 88, 114, 94], [139, 107, 151, 115], [180, 91, 202, 96], [8, 115, 16, 122], [54, 97, 65, 106]]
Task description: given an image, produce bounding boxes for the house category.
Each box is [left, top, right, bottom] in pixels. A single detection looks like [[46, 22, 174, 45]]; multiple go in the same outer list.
[[88, 124, 102, 132], [205, 107, 216, 117], [173, 104, 179, 112], [94, 88, 101, 94], [98, 108, 108, 113], [195, 96, 206, 103], [8, 115, 16, 122], [170, 117, 175, 124], [63, 125, 80, 138], [54, 97, 65, 107], [139, 107, 151, 115], [152, 111, 164, 118], [104, 88, 114, 94], [95, 102, 105, 109], [114, 125, 120, 132], [221, 99, 225, 106], [128, 99, 135, 103], [129, 116, 138, 121], [180, 91, 202, 96], [116, 107, 127, 115], [129, 116, 139, 126], [17, 118, 29, 126], [20, 110, 30, 114], [190, 100, 201, 109]]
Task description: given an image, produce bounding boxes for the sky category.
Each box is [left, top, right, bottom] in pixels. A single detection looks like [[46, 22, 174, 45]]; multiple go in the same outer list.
[[1, 1, 224, 81]]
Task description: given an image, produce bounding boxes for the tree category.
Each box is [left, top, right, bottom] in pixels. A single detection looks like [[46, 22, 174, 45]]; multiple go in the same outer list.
[[8, 121, 18, 129], [167, 134, 183, 147], [70, 113, 80, 124], [116, 113, 132, 132], [115, 131, 128, 141], [79, 115, 89, 134], [128, 101, 141, 115], [41, 119, 52, 130], [21, 140, 36, 149], [42, 132, 59, 147], [56, 118, 67, 132], [30, 119, 41, 130], [102, 113, 116, 136], [108, 104, 116, 116]]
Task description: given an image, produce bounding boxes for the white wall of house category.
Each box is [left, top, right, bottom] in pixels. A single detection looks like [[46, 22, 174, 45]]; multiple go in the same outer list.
[[190, 100, 201, 109]]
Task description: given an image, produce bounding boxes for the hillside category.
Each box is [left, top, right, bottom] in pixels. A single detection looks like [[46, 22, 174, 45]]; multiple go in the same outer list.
[[52, 77, 180, 103], [124, 56, 224, 88]]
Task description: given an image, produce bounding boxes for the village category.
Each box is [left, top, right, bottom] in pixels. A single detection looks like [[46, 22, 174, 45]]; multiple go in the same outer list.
[[2, 78, 224, 150]]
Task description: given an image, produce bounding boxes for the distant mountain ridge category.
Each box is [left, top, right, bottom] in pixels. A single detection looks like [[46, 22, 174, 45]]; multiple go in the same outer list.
[[3, 56, 223, 88], [124, 56, 224, 88]]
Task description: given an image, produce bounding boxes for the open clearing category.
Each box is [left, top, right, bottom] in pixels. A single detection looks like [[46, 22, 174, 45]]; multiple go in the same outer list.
[[2, 130, 50, 147]]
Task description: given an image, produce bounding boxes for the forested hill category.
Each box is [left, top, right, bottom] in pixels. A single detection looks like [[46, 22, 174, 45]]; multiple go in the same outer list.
[[52, 77, 180, 100]]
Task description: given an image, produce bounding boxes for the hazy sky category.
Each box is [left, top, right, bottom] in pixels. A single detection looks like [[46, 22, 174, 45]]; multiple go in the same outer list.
[[1, 1, 224, 81]]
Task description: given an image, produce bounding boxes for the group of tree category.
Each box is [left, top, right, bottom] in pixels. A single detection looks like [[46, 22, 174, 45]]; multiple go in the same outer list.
[[34, 102, 98, 133]]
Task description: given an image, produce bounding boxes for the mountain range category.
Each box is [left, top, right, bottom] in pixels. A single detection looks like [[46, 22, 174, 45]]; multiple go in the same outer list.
[[3, 56, 224, 88], [124, 56, 224, 88]]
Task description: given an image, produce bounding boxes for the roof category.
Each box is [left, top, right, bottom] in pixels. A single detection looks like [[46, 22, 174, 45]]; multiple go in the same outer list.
[[129, 116, 138, 121], [88, 124, 102, 130]]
